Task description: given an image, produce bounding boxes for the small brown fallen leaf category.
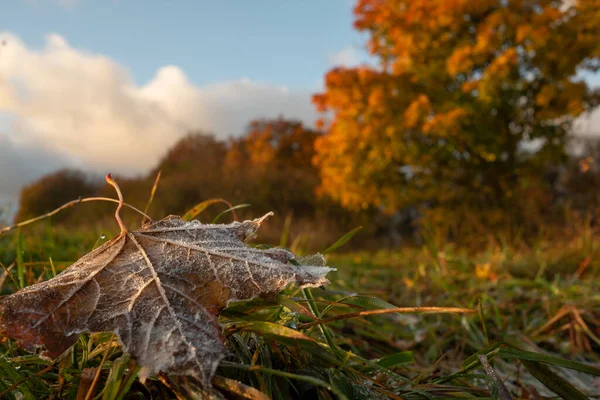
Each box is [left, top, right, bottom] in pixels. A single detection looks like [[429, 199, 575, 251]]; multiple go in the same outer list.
[[0, 175, 333, 387]]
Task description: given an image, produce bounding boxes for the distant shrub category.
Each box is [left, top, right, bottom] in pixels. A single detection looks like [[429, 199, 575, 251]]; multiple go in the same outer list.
[[15, 169, 98, 223], [149, 132, 230, 215]]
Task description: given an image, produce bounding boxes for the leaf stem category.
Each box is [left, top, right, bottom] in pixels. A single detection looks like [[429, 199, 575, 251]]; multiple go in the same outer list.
[[105, 174, 128, 234]]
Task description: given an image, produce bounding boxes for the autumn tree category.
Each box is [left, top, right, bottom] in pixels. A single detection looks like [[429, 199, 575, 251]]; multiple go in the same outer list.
[[225, 117, 322, 215], [149, 132, 229, 215], [314, 0, 600, 235]]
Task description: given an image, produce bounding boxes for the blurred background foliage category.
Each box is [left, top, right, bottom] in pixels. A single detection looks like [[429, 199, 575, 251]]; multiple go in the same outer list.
[[9, 0, 600, 253]]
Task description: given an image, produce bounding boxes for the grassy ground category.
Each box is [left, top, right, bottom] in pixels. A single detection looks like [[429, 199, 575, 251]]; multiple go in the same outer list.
[[0, 217, 599, 399]]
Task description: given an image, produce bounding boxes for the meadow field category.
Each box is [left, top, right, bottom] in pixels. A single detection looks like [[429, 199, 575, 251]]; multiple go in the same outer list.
[[0, 205, 598, 399]]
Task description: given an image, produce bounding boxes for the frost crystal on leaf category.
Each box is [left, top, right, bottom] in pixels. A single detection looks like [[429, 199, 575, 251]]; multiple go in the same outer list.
[[0, 214, 333, 386]]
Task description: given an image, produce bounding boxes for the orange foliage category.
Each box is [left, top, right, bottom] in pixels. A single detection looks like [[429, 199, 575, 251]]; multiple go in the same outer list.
[[314, 0, 600, 219], [225, 118, 323, 215], [226, 118, 319, 172]]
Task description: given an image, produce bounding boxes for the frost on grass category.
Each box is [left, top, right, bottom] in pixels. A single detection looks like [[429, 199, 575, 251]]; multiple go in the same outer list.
[[0, 213, 333, 386]]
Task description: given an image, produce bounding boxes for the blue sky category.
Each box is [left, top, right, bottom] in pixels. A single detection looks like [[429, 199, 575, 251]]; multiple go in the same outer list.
[[4, 0, 370, 88]]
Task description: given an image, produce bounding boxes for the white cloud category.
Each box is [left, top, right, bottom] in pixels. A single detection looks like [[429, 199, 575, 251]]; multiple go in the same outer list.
[[328, 46, 362, 67], [0, 32, 317, 210]]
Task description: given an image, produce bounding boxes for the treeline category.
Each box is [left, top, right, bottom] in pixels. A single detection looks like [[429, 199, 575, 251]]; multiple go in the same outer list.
[[13, 116, 600, 250], [14, 118, 372, 250]]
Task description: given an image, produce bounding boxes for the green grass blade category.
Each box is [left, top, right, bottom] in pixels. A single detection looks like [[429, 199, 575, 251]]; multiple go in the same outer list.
[[327, 369, 387, 400], [499, 347, 600, 376], [322, 227, 362, 255], [212, 204, 251, 223], [219, 361, 349, 400], [49, 257, 57, 277], [182, 198, 233, 221], [228, 320, 341, 366], [142, 170, 161, 224], [302, 287, 339, 352], [477, 299, 489, 346], [277, 297, 316, 320], [278, 213, 293, 248], [115, 361, 140, 400], [521, 359, 590, 400], [102, 354, 140, 400], [460, 342, 505, 370], [227, 333, 263, 390], [15, 230, 24, 289], [373, 351, 414, 369], [434, 342, 506, 384]]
